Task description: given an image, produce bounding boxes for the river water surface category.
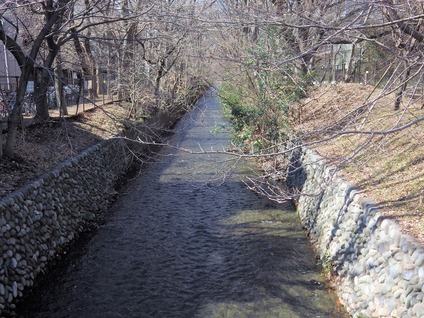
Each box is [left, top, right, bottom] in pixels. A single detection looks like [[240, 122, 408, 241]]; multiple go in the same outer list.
[[17, 88, 346, 317]]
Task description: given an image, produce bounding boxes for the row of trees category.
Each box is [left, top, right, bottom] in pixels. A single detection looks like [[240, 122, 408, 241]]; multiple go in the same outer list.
[[0, 0, 216, 158], [216, 0, 424, 148], [0, 0, 423, 159]]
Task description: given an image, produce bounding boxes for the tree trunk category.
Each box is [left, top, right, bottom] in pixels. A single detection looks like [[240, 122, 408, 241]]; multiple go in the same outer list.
[[344, 44, 356, 83], [154, 58, 166, 108], [331, 46, 337, 83], [84, 36, 98, 99], [55, 53, 68, 116], [394, 62, 411, 111], [5, 66, 31, 157], [71, 29, 97, 100], [33, 68, 51, 122]]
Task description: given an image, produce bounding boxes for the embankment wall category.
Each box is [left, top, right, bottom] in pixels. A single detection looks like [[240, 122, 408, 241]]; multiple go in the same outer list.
[[287, 148, 424, 318], [0, 138, 129, 312]]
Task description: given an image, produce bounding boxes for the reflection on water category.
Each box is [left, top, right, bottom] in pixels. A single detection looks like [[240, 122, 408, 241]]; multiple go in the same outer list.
[[16, 88, 347, 318]]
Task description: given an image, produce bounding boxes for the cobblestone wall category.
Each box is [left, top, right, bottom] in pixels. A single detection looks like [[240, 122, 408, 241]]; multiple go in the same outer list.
[[287, 148, 424, 318], [0, 138, 130, 313]]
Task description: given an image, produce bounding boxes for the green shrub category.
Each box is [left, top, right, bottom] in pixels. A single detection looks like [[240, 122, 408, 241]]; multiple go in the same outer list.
[[219, 26, 309, 152]]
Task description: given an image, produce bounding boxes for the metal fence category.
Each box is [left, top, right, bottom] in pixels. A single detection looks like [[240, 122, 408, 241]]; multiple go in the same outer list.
[[0, 75, 97, 117]]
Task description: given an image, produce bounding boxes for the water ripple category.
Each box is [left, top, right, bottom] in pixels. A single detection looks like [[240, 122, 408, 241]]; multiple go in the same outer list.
[[16, 88, 347, 318]]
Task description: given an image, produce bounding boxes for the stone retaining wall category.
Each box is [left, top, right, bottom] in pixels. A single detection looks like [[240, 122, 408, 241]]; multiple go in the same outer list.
[[287, 148, 424, 318], [0, 138, 130, 313]]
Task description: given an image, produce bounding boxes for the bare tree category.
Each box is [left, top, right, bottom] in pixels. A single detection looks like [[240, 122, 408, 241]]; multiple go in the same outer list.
[[0, 0, 139, 156], [0, 0, 75, 157], [214, 0, 423, 198]]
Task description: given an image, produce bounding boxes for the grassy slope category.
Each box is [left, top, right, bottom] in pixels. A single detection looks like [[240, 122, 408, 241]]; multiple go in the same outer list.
[[292, 84, 423, 243]]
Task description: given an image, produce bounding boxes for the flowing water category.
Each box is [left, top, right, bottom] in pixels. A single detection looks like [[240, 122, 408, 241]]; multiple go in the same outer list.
[[16, 88, 346, 317]]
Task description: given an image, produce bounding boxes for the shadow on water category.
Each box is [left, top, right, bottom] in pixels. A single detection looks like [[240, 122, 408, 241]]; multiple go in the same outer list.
[[14, 88, 348, 318]]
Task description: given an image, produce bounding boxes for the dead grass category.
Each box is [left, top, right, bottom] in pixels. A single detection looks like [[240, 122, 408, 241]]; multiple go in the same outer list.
[[0, 104, 128, 198], [292, 83, 424, 244]]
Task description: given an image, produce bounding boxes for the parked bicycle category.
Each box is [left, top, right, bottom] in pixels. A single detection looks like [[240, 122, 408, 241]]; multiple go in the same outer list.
[[22, 93, 36, 115], [0, 91, 37, 117], [0, 90, 14, 118], [0, 100, 7, 118]]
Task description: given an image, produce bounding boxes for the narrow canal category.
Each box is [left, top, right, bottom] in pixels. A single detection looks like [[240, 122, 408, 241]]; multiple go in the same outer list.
[[17, 87, 346, 317]]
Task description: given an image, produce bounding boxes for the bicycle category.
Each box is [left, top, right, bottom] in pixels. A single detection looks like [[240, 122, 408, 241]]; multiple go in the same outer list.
[[0, 100, 7, 118], [22, 93, 36, 115]]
